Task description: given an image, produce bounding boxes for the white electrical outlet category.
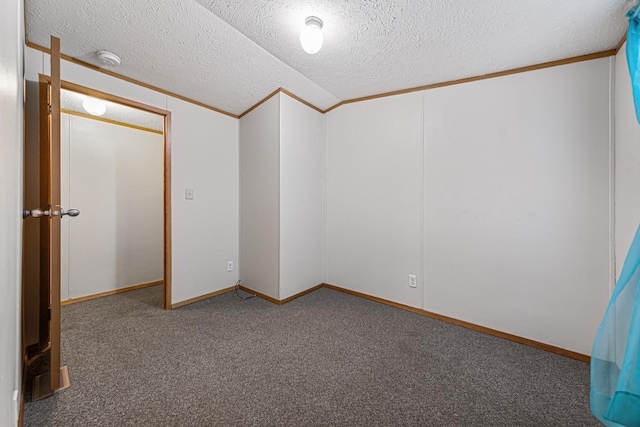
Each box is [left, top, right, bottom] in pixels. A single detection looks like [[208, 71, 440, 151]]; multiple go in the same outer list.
[[185, 188, 194, 200], [409, 275, 417, 288], [227, 261, 233, 272]]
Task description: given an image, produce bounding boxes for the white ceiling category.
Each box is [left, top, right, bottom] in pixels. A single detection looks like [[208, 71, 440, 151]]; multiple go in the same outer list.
[[61, 89, 164, 132], [27, 0, 628, 115]]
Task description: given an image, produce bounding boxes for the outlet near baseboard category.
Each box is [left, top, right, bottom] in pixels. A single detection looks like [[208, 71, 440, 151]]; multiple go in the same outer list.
[[408, 275, 417, 288]]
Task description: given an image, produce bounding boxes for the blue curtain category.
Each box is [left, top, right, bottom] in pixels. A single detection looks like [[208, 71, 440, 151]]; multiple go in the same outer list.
[[591, 224, 640, 426], [627, 4, 640, 124]]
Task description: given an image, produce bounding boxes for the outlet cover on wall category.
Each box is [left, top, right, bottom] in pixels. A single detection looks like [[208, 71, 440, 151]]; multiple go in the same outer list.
[[185, 188, 194, 200], [227, 261, 233, 272], [409, 275, 417, 288]]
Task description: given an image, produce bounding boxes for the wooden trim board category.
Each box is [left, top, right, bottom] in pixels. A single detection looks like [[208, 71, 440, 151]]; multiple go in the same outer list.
[[163, 112, 173, 310], [238, 88, 280, 118], [616, 34, 627, 54], [280, 89, 324, 114], [280, 284, 324, 304], [236, 282, 590, 363], [321, 284, 590, 363], [238, 286, 281, 305], [322, 49, 616, 113], [171, 286, 235, 309], [60, 109, 163, 134], [45, 77, 174, 311], [239, 49, 616, 117], [28, 39, 616, 120], [61, 280, 163, 305], [26, 41, 239, 119]]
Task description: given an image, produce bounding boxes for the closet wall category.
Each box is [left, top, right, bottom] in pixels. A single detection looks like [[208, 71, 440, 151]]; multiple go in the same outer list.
[[239, 92, 323, 300], [60, 113, 164, 300]]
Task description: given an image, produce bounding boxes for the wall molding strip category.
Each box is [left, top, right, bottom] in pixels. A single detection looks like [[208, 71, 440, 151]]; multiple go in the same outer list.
[[279, 89, 324, 114], [322, 284, 590, 363], [238, 88, 281, 118], [171, 286, 235, 309], [60, 280, 163, 306], [26, 41, 239, 119], [616, 33, 627, 54], [60, 109, 163, 134], [30, 37, 617, 121], [238, 285, 281, 305], [321, 49, 616, 113], [238, 282, 590, 363]]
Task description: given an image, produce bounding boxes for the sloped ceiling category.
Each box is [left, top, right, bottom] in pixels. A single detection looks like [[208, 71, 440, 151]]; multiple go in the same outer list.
[[26, 0, 628, 116]]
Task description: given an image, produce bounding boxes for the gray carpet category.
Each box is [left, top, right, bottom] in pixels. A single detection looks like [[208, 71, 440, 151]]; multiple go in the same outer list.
[[24, 286, 599, 426]]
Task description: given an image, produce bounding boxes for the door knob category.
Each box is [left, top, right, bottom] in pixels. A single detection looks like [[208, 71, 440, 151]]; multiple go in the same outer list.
[[23, 207, 80, 219], [23, 208, 47, 218], [61, 208, 80, 217]]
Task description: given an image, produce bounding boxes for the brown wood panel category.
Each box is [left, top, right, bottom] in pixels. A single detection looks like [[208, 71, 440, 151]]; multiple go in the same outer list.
[[26, 41, 239, 119], [60, 281, 164, 306], [321, 284, 590, 363], [163, 112, 172, 310], [171, 286, 235, 309], [60, 109, 163, 134], [49, 35, 62, 391]]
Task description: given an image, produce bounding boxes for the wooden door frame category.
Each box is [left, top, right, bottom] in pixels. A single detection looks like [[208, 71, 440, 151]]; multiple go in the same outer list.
[[40, 76, 173, 310]]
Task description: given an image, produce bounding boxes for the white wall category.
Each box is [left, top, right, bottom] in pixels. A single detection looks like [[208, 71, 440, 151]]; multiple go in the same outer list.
[[0, 0, 23, 423], [279, 94, 323, 299], [326, 92, 424, 308], [60, 114, 164, 300], [326, 58, 613, 355], [25, 46, 239, 306], [239, 94, 281, 299], [423, 58, 612, 355], [169, 96, 239, 303], [615, 42, 640, 280]]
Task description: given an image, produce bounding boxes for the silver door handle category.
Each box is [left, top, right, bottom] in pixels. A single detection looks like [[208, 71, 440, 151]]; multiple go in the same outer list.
[[61, 208, 80, 217], [23, 207, 80, 219], [23, 208, 47, 218]]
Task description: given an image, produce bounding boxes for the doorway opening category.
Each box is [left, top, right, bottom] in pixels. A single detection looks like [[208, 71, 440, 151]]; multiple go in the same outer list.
[[56, 81, 173, 310]]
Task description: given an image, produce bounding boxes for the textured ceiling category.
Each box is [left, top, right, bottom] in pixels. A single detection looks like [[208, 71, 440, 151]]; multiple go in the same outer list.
[[200, 0, 628, 100], [27, 0, 627, 115], [61, 89, 164, 132], [26, 0, 340, 115]]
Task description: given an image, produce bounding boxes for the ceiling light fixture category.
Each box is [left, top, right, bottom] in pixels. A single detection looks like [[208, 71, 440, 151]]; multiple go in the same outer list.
[[82, 97, 107, 116], [96, 50, 121, 66], [300, 16, 323, 54]]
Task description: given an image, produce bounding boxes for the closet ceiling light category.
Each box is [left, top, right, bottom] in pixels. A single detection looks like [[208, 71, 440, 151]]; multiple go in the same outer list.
[[300, 16, 323, 54], [82, 97, 107, 116]]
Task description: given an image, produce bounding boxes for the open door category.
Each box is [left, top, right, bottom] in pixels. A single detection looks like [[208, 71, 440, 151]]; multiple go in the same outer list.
[[23, 36, 75, 400]]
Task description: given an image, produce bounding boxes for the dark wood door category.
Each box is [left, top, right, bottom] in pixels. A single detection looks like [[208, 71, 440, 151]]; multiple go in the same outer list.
[[22, 36, 67, 399]]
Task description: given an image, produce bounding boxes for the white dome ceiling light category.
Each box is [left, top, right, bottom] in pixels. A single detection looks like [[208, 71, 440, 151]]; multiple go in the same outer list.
[[96, 50, 122, 66], [82, 97, 107, 116], [300, 16, 323, 54]]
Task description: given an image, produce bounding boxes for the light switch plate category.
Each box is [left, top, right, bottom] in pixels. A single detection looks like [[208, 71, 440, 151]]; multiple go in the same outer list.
[[185, 188, 194, 200]]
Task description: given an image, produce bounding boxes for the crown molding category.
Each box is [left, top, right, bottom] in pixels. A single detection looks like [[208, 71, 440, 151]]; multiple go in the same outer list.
[[25, 41, 239, 119]]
